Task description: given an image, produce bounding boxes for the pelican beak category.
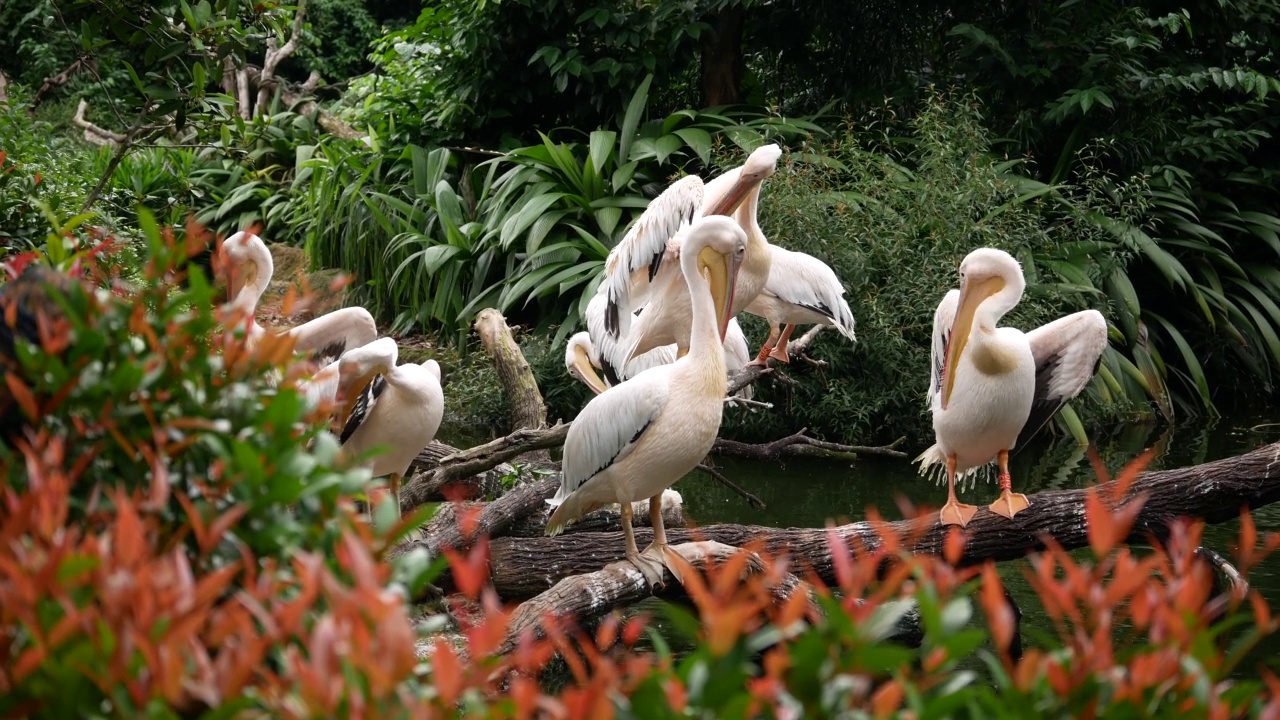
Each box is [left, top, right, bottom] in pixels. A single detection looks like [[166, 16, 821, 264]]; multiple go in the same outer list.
[[705, 145, 781, 217], [571, 346, 610, 395], [941, 275, 1006, 409], [699, 246, 742, 342]]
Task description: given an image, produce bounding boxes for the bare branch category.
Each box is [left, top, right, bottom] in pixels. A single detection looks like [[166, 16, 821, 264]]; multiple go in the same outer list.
[[73, 99, 128, 147], [253, 0, 307, 116], [727, 324, 826, 395], [32, 57, 92, 109]]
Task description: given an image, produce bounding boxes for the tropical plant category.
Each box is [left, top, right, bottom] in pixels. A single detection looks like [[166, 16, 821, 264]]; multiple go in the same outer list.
[[946, 0, 1280, 418]]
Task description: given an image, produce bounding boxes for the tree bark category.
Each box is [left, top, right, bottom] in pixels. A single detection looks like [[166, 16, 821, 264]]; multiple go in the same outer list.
[[699, 5, 746, 107], [477, 440, 1280, 600], [474, 309, 547, 434]]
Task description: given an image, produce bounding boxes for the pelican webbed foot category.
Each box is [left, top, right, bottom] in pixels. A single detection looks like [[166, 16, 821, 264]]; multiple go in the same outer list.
[[638, 542, 692, 586], [766, 324, 796, 364], [939, 499, 978, 528], [624, 546, 670, 588], [988, 491, 1030, 519]]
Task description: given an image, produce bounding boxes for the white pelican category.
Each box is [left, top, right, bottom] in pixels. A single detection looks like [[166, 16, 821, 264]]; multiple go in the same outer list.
[[565, 318, 754, 400], [916, 247, 1108, 527], [336, 337, 444, 517], [598, 144, 782, 369], [222, 231, 378, 363], [547, 215, 747, 586], [743, 245, 857, 365]]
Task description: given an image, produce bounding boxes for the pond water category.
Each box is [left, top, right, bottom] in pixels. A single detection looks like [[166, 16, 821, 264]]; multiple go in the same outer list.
[[676, 408, 1280, 676]]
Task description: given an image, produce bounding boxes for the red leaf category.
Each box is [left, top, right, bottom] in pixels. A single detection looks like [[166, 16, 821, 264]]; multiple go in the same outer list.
[[1085, 489, 1114, 557], [431, 639, 463, 707], [111, 491, 145, 566], [979, 563, 1015, 658], [4, 374, 40, 421], [871, 679, 904, 719]]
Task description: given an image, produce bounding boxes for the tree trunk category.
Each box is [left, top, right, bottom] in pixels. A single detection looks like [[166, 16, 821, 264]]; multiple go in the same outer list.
[[474, 308, 547, 434], [700, 5, 746, 107]]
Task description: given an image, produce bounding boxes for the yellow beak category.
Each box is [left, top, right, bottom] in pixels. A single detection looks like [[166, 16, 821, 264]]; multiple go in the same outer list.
[[941, 275, 1005, 409], [705, 171, 764, 217], [571, 346, 610, 395], [698, 246, 743, 341]]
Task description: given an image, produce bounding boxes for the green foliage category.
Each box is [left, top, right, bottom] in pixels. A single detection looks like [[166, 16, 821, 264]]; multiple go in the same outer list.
[[0, 220, 442, 716], [309, 80, 822, 340], [291, 0, 381, 82], [722, 94, 1135, 445], [0, 89, 105, 252], [946, 0, 1280, 416]]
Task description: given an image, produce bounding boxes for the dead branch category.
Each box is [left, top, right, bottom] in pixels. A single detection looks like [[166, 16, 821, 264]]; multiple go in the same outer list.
[[73, 99, 128, 147], [496, 541, 808, 655], [464, 440, 1280, 600], [713, 428, 908, 461], [727, 324, 826, 396], [695, 461, 765, 509], [253, 0, 307, 117], [0, 70, 9, 105], [32, 57, 93, 108]]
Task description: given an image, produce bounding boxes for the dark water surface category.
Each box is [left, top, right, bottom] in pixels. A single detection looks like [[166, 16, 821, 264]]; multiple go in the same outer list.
[[677, 410, 1280, 677]]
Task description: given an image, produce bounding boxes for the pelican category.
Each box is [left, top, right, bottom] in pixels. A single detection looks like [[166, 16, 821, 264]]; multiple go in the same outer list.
[[547, 215, 747, 586], [916, 248, 1108, 527], [222, 231, 378, 363], [336, 337, 444, 517], [743, 245, 857, 365], [565, 318, 754, 399], [598, 144, 781, 370]]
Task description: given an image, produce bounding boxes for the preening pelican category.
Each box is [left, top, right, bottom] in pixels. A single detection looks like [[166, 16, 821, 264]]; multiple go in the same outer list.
[[598, 145, 781, 371], [222, 231, 378, 363], [743, 245, 857, 365], [336, 338, 444, 517], [547, 215, 747, 586], [916, 248, 1108, 527], [565, 318, 753, 400]]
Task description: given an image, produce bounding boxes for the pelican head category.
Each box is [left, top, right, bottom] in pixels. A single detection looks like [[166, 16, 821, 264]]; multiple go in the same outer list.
[[565, 332, 609, 395], [222, 231, 273, 308], [706, 144, 782, 217], [337, 336, 397, 422], [683, 216, 748, 341], [941, 247, 1026, 409]]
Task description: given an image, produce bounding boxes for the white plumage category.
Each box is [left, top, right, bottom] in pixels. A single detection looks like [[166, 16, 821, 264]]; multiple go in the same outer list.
[[222, 231, 378, 364], [336, 337, 445, 517], [548, 215, 748, 587], [595, 145, 782, 375], [743, 244, 857, 364], [915, 247, 1108, 526]]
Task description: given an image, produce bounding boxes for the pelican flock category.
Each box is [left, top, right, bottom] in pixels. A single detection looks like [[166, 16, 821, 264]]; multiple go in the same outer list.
[[547, 216, 747, 586], [916, 247, 1108, 527]]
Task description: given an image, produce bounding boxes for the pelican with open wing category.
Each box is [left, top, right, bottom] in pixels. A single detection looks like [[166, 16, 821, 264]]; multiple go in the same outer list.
[[916, 247, 1108, 527]]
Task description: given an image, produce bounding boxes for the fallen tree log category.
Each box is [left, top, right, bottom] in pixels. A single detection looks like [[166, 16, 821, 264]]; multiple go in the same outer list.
[[477, 440, 1280, 600], [475, 309, 547, 436]]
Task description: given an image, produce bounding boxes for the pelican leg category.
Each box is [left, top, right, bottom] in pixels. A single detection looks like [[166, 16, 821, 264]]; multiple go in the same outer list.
[[767, 324, 798, 364], [939, 454, 978, 527], [622, 499, 665, 587], [988, 449, 1030, 519], [390, 472, 402, 517], [748, 325, 782, 367], [640, 492, 688, 586]]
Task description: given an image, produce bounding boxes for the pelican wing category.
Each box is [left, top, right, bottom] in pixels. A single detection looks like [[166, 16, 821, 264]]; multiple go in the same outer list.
[[286, 306, 378, 356], [1014, 309, 1109, 452], [557, 371, 671, 499], [339, 374, 386, 444], [758, 248, 857, 340], [603, 175, 704, 338], [927, 289, 960, 408], [723, 318, 754, 400]]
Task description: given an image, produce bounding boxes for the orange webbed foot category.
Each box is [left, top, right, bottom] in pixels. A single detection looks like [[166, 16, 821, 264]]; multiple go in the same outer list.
[[988, 491, 1030, 519]]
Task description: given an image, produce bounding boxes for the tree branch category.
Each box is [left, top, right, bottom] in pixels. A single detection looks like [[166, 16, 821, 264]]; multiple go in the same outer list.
[[31, 56, 92, 108], [469, 440, 1280, 600], [712, 428, 908, 461], [79, 103, 152, 212], [253, 0, 307, 117], [727, 324, 826, 395]]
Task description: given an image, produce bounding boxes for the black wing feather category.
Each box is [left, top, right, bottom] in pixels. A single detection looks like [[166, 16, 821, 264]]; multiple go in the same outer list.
[[340, 374, 387, 444], [1012, 351, 1069, 456]]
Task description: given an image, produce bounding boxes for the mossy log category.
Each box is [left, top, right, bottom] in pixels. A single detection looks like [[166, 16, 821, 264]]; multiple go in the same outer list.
[[474, 308, 547, 435]]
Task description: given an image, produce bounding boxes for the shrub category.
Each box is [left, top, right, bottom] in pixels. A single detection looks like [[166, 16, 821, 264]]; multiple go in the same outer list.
[[0, 218, 441, 716]]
